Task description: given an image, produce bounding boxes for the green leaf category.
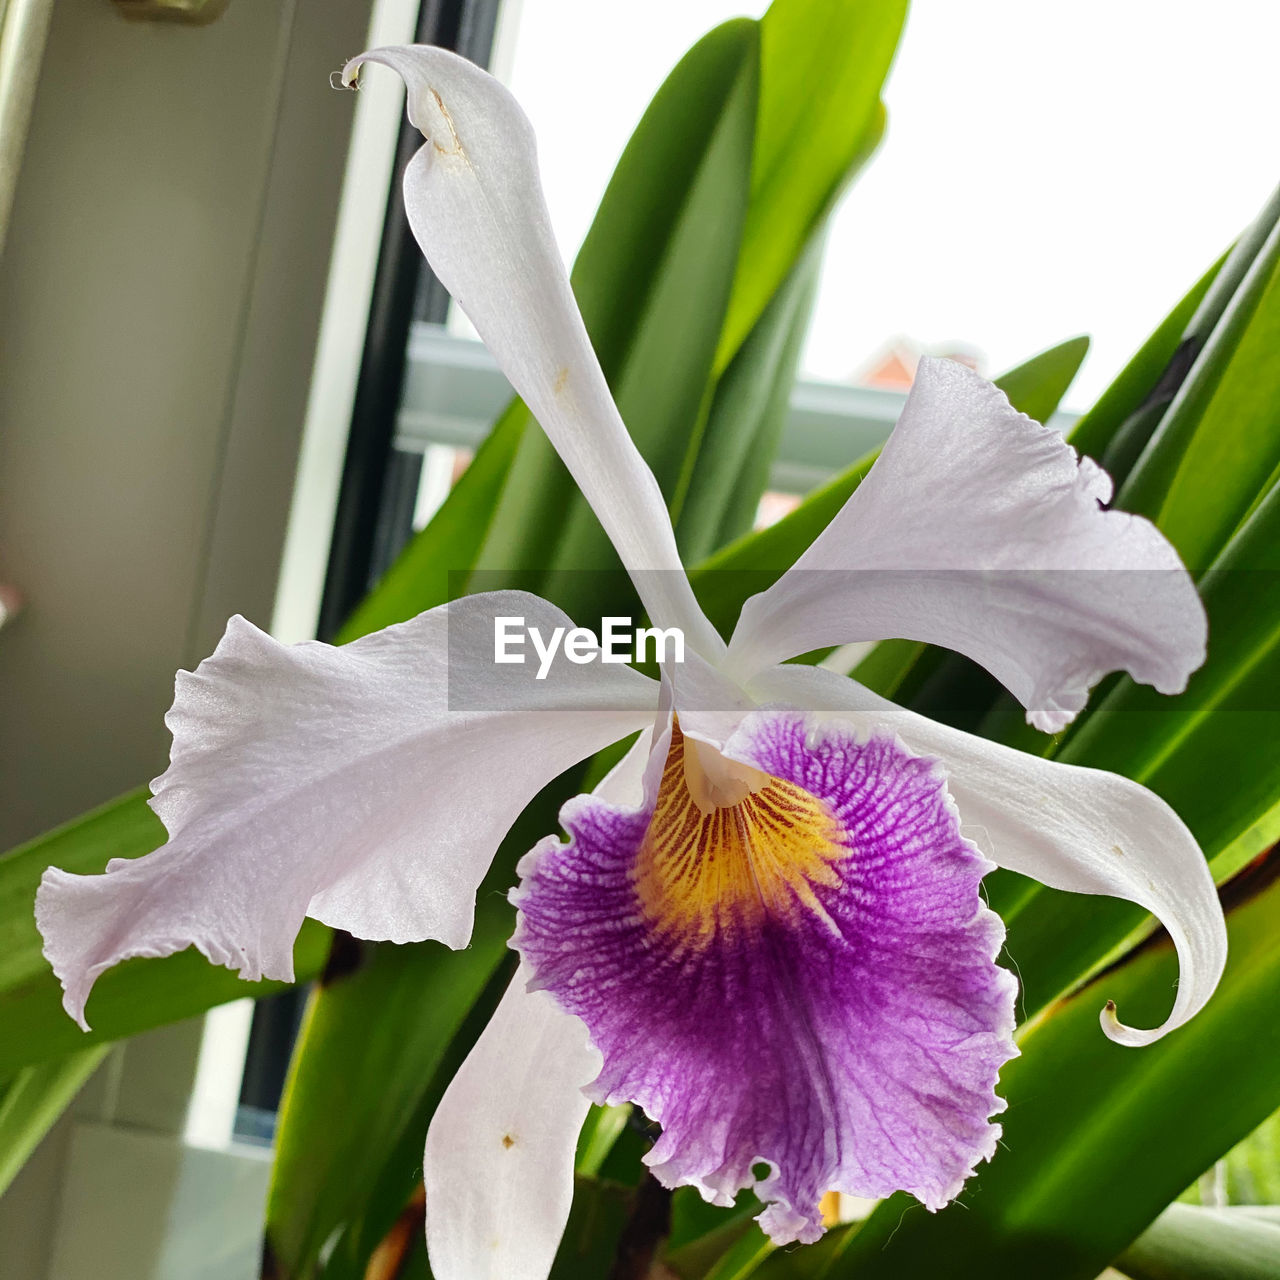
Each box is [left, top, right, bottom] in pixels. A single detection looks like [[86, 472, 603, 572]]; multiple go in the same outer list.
[[666, 1222, 773, 1280], [0, 791, 331, 1075], [0, 1046, 109, 1196], [472, 19, 760, 599], [1072, 255, 1223, 477], [996, 334, 1089, 427], [807, 852, 1280, 1280], [267, 767, 579, 1278], [676, 236, 825, 562], [1073, 188, 1280, 479], [547, 1176, 638, 1280], [716, 0, 907, 367], [1060, 479, 1280, 874], [576, 1103, 633, 1178], [1117, 1204, 1280, 1280], [1122, 185, 1280, 569], [1197, 1106, 1280, 1206], [264, 932, 513, 1276]]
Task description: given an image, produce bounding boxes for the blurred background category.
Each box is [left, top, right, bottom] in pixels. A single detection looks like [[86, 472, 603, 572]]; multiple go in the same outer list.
[[0, 1, 1277, 1277]]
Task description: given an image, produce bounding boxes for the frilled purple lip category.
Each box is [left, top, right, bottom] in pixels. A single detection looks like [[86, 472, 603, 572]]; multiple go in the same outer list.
[[512, 707, 1019, 1244]]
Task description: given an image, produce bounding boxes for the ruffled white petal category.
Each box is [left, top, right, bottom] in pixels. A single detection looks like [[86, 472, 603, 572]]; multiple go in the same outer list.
[[344, 46, 723, 660], [727, 357, 1206, 732], [424, 963, 602, 1280], [36, 591, 654, 1028], [741, 663, 1227, 1046], [423, 741, 648, 1280]]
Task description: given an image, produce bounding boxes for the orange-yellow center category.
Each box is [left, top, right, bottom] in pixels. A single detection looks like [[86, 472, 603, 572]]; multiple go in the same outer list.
[[633, 723, 846, 945]]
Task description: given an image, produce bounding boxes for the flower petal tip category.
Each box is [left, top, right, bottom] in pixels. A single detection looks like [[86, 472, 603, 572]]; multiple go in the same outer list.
[[1100, 997, 1143, 1047]]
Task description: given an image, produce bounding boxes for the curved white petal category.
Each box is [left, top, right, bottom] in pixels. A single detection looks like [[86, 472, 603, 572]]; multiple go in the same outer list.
[[728, 357, 1206, 732], [742, 663, 1227, 1047], [424, 963, 602, 1280], [422, 741, 649, 1280], [36, 591, 655, 1028], [344, 46, 723, 660]]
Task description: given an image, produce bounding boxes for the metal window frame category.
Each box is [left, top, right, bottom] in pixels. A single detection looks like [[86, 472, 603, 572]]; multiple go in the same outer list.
[[396, 323, 1079, 497], [316, 0, 504, 642]]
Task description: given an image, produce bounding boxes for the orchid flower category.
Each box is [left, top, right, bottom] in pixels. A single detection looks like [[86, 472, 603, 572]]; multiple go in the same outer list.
[[37, 45, 1227, 1280]]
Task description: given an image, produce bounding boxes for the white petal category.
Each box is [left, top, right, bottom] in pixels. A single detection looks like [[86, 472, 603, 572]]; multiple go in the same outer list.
[[424, 962, 601, 1280], [344, 46, 723, 660], [727, 357, 1206, 732], [745, 664, 1227, 1046], [422, 731, 650, 1279], [36, 592, 655, 1028]]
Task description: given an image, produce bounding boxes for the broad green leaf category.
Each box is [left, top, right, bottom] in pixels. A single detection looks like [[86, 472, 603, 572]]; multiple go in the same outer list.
[[676, 237, 825, 561], [996, 334, 1089, 427], [472, 19, 759, 598], [264, 929, 513, 1276], [0, 791, 331, 1075], [1117, 1204, 1280, 1280], [807, 852, 1280, 1280], [1075, 255, 1223, 479], [716, 0, 907, 367], [0, 1046, 109, 1196], [1122, 186, 1280, 569]]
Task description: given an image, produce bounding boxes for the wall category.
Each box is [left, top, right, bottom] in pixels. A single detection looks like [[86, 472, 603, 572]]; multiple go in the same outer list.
[[0, 0, 373, 847], [0, 0, 384, 1274]]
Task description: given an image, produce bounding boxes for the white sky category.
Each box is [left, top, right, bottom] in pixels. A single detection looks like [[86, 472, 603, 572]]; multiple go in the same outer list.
[[496, 1, 1280, 408]]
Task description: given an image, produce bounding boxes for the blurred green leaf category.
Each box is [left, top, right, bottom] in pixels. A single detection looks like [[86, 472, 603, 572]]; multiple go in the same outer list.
[[670, 1220, 774, 1280], [576, 1103, 633, 1178], [807, 852, 1280, 1280], [717, 0, 907, 367], [0, 1046, 108, 1195], [1116, 1203, 1280, 1280], [547, 1176, 638, 1280], [1195, 1107, 1280, 1206]]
